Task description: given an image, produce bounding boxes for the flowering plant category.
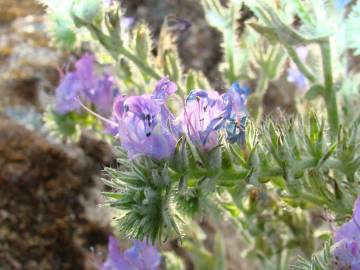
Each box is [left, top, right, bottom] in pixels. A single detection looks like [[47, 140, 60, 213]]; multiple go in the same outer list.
[[36, 0, 360, 269]]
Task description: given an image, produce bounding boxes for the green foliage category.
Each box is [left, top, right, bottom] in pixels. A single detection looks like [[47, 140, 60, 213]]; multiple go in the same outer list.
[[37, 0, 78, 49], [43, 109, 102, 141], [291, 242, 332, 270], [102, 150, 182, 243], [346, 1, 360, 55], [103, 112, 360, 266], [72, 0, 103, 26], [201, 0, 253, 83], [163, 252, 185, 270], [183, 230, 226, 270]]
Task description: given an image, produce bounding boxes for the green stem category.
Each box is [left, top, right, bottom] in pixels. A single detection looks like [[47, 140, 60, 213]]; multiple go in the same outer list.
[[117, 46, 162, 80], [320, 40, 339, 137], [254, 70, 269, 124], [87, 23, 162, 80], [285, 45, 316, 83]]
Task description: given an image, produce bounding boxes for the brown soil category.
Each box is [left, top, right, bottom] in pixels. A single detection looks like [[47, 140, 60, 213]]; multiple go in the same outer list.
[[0, 117, 112, 270]]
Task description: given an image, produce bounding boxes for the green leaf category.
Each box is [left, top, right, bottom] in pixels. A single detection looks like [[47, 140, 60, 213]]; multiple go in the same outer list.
[[305, 84, 324, 100], [221, 202, 240, 217], [185, 71, 196, 93], [290, 241, 332, 270], [134, 24, 152, 61], [163, 252, 185, 270], [346, 2, 360, 55], [72, 0, 103, 26], [249, 23, 279, 44]]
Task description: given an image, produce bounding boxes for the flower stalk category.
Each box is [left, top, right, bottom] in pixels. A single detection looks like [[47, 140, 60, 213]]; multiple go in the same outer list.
[[320, 39, 339, 137]]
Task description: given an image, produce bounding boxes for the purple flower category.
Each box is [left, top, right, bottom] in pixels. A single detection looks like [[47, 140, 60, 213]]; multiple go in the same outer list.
[[223, 82, 248, 116], [152, 77, 177, 124], [152, 77, 177, 101], [333, 196, 360, 269], [183, 90, 231, 151], [102, 236, 160, 270], [75, 53, 96, 91], [222, 82, 249, 144], [85, 73, 115, 115], [121, 17, 135, 30], [54, 72, 83, 115], [287, 46, 309, 92], [54, 53, 117, 116], [54, 54, 96, 115], [111, 92, 178, 160]]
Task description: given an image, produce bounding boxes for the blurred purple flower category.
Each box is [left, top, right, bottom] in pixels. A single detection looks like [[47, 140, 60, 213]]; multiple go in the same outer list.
[[85, 74, 115, 116], [287, 46, 309, 92], [102, 236, 160, 270], [183, 90, 231, 151], [111, 91, 178, 160], [54, 72, 83, 115], [54, 53, 117, 116], [335, 0, 352, 10], [121, 17, 135, 30], [75, 53, 96, 91], [333, 196, 360, 269], [223, 82, 248, 117]]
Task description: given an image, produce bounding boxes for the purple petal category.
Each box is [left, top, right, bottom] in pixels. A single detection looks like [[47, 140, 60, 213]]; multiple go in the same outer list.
[[54, 72, 82, 115], [121, 17, 135, 30], [85, 73, 114, 115], [124, 241, 161, 270], [224, 82, 249, 115], [101, 236, 132, 270], [333, 196, 360, 269], [287, 46, 309, 92], [75, 53, 96, 91], [183, 90, 229, 151], [109, 94, 178, 160], [152, 77, 177, 102]]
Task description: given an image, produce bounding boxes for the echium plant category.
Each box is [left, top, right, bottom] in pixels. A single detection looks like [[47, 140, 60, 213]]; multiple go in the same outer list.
[[38, 0, 360, 269]]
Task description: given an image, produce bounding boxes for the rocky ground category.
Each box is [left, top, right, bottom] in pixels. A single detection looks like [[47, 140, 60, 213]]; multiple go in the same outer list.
[[0, 117, 113, 270]]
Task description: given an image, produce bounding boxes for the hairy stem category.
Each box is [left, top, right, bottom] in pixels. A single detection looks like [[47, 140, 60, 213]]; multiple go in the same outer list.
[[117, 46, 162, 80], [320, 39, 339, 137]]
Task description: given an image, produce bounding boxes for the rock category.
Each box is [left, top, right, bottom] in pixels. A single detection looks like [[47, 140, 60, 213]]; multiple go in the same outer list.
[[0, 117, 112, 269], [0, 0, 43, 24], [0, 0, 63, 111]]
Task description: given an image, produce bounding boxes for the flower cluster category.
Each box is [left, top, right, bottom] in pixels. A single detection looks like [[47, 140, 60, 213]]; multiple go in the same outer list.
[[106, 79, 248, 160], [54, 53, 117, 116], [102, 236, 160, 270], [53, 63, 248, 159], [333, 196, 360, 269]]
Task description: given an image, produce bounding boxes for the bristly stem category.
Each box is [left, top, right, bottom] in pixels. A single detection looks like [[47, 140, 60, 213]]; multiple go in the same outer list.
[[320, 39, 339, 137], [117, 45, 162, 80]]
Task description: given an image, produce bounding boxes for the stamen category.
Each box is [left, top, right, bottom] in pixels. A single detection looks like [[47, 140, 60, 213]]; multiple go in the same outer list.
[[146, 114, 151, 126], [76, 97, 119, 127]]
